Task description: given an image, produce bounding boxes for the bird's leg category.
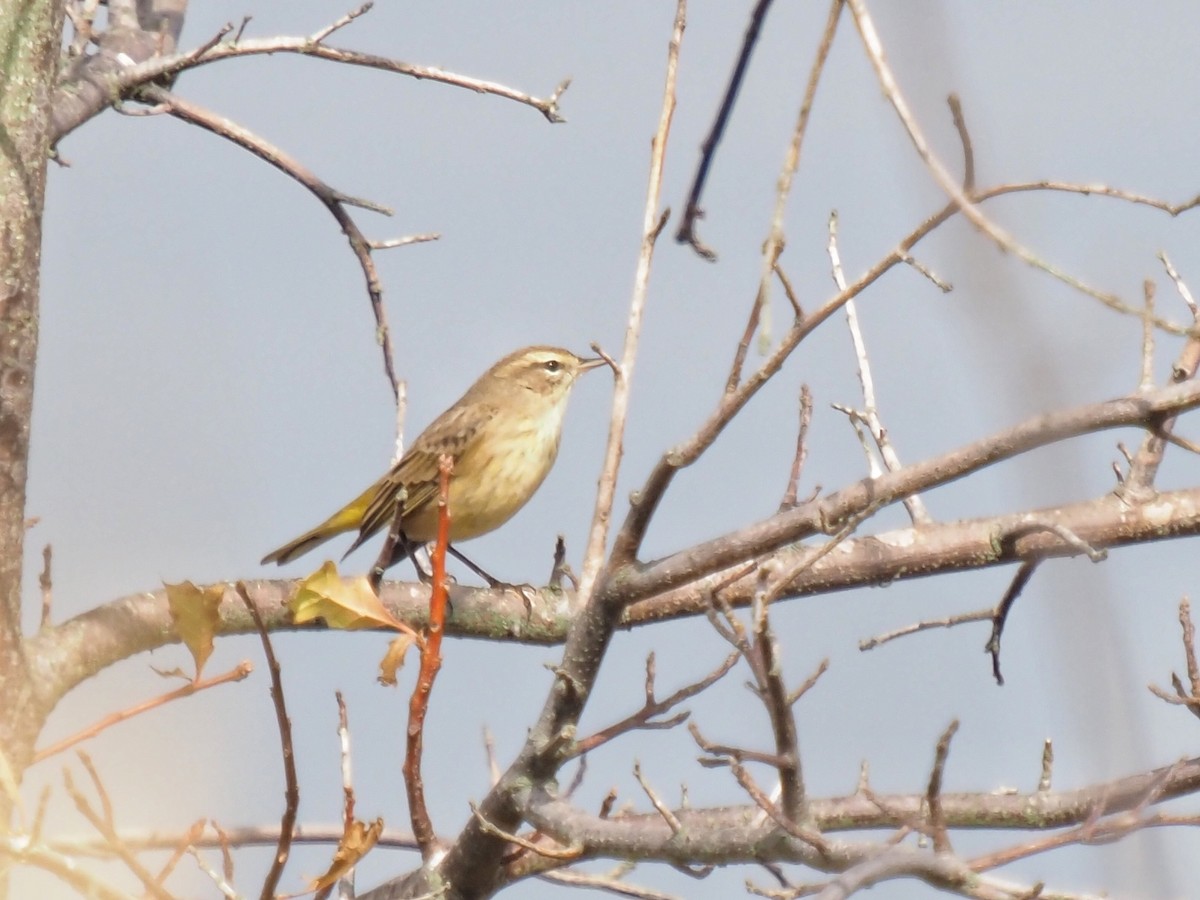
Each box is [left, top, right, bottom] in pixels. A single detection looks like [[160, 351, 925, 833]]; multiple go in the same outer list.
[[446, 544, 502, 588], [384, 534, 433, 582]]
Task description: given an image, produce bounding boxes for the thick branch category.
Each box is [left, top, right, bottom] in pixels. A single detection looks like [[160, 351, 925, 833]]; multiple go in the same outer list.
[[525, 752, 1200, 861], [626, 486, 1200, 626], [615, 378, 1200, 605]]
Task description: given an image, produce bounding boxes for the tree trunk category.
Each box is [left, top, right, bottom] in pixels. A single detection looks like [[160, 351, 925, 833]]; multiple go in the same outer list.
[[0, 0, 67, 854]]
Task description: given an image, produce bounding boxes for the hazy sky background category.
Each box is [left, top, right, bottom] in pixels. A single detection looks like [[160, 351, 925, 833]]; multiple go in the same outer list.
[[22, 2, 1200, 897]]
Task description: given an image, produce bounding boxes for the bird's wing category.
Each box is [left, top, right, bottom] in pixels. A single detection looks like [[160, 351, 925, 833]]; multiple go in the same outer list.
[[354, 400, 500, 544]]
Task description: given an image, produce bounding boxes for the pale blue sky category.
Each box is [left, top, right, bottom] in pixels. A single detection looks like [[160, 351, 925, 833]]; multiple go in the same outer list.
[[23, 2, 1200, 896]]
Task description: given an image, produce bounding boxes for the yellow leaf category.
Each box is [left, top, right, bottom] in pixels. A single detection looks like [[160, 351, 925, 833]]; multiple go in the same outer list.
[[289, 561, 408, 632], [307, 818, 384, 893], [166, 581, 223, 680], [378, 634, 415, 686]]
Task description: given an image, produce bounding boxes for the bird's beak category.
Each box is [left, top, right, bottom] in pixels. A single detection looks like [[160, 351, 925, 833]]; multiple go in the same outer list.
[[579, 356, 607, 373]]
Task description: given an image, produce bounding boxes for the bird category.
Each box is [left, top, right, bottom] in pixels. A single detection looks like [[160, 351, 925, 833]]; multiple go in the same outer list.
[[261, 345, 604, 575]]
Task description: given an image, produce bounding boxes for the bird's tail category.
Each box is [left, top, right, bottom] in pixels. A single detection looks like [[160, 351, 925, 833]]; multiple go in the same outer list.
[[260, 482, 379, 565]]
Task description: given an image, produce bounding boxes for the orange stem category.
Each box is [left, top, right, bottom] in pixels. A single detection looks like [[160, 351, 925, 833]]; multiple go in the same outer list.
[[404, 453, 452, 858]]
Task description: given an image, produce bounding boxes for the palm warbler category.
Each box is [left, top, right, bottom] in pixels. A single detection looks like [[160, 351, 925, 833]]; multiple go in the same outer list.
[[261, 346, 603, 567]]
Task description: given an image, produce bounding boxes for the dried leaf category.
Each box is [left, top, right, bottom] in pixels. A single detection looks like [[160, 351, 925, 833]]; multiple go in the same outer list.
[[378, 634, 416, 686], [289, 561, 408, 632], [306, 818, 384, 893], [165, 581, 223, 679]]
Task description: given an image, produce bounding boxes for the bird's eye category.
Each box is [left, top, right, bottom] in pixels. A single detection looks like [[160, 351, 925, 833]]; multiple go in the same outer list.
[[544, 360, 562, 373]]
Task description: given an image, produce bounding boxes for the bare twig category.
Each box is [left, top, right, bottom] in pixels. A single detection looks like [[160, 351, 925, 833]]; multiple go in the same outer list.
[[925, 720, 959, 853], [676, 0, 779, 259], [947, 93, 974, 191], [539, 866, 680, 900], [137, 85, 405, 404], [1141, 279, 1157, 392], [1160, 251, 1199, 315], [581, 0, 686, 592], [337, 692, 356, 827], [632, 762, 681, 834], [749, 581, 806, 819], [469, 803, 581, 859], [188, 845, 239, 900], [780, 386, 814, 509], [859, 608, 993, 651], [236, 583, 298, 900], [573, 651, 738, 755], [63, 756, 173, 900], [744, 0, 845, 353], [829, 211, 930, 525], [986, 560, 1039, 686], [727, 238, 782, 392], [849, 0, 1181, 333], [54, 13, 572, 142], [32, 662, 252, 763]]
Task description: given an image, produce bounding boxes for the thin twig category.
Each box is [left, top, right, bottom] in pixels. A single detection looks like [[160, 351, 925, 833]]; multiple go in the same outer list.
[[469, 803, 581, 859], [676, 0, 779, 259], [63, 757, 173, 900], [749, 578, 806, 820], [580, 0, 686, 593], [632, 762, 681, 834], [925, 719, 959, 853], [859, 608, 993, 651], [986, 560, 1039, 686], [1160, 251, 1199, 315], [139, 85, 404, 404], [188, 846, 240, 900], [744, 0, 845, 354], [32, 662, 253, 763], [311, 2, 374, 43], [236, 582, 299, 900], [947, 93, 974, 191], [829, 211, 930, 525], [849, 0, 1175, 333], [1141, 279, 1157, 392], [573, 651, 738, 755], [337, 692, 356, 827], [780, 386, 814, 509]]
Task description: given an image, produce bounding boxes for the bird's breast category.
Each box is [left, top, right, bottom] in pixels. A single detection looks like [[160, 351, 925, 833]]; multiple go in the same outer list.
[[412, 402, 569, 542]]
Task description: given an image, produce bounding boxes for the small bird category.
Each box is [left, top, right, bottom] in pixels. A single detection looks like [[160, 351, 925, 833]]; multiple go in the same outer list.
[[261, 345, 604, 572]]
